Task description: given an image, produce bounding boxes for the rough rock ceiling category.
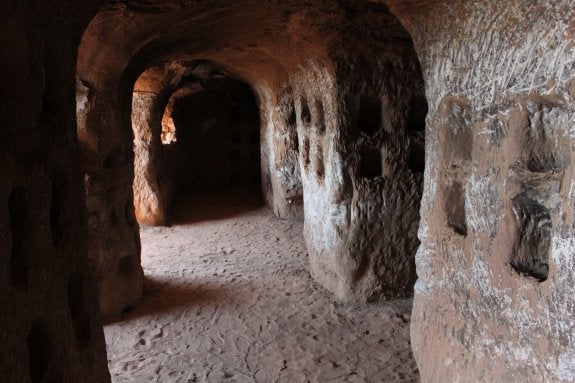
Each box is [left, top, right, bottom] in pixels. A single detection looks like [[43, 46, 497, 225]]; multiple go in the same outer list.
[[78, 0, 414, 87]]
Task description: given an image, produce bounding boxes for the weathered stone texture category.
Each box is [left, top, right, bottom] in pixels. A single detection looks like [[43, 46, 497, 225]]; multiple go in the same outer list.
[[132, 91, 166, 225], [4, 1, 574, 382], [386, 0, 575, 381], [290, 7, 426, 301], [131, 62, 196, 226], [258, 84, 304, 218], [76, 68, 144, 319], [76, 0, 424, 319], [0, 2, 110, 382]]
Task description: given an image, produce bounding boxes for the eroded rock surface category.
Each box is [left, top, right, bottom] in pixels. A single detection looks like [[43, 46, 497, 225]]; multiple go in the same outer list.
[[0, 1, 110, 382], [131, 61, 199, 226], [386, 0, 575, 381], [2, 1, 574, 382], [78, 0, 425, 318]]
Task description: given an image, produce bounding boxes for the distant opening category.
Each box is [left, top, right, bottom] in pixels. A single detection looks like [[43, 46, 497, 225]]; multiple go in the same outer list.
[[359, 148, 382, 179], [128, 61, 265, 226], [161, 107, 177, 144], [510, 192, 550, 282], [358, 96, 382, 135]]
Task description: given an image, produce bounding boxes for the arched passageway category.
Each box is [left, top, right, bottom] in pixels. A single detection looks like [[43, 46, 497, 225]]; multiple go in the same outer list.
[[132, 62, 264, 227], [111, 48, 421, 380], [170, 76, 262, 191], [3, 1, 574, 383], [75, 0, 426, 381], [76, 0, 425, 320]]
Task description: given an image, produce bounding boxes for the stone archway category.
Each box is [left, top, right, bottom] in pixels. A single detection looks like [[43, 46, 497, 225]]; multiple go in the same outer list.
[[4, 1, 574, 383], [131, 61, 267, 227], [76, 0, 426, 320]]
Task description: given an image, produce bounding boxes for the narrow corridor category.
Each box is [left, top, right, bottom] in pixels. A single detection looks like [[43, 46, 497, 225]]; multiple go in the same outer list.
[[104, 190, 418, 382]]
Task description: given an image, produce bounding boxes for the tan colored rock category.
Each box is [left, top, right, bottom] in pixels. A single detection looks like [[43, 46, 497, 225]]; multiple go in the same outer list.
[[3, 1, 575, 382], [386, 0, 575, 381], [131, 62, 194, 226], [77, 0, 425, 320]]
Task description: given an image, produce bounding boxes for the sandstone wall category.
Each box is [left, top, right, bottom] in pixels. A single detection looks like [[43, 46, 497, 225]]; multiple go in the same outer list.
[[74, 1, 314, 318], [258, 84, 304, 218], [0, 1, 110, 382], [386, 0, 575, 381], [77, 0, 426, 318], [291, 8, 426, 301], [131, 62, 195, 226], [132, 90, 167, 225], [76, 60, 144, 320]]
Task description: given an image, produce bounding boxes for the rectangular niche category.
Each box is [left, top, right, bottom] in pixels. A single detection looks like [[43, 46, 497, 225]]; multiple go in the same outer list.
[[443, 181, 467, 236], [510, 192, 550, 282], [440, 98, 472, 237], [359, 148, 382, 179], [300, 97, 311, 125], [358, 96, 382, 136]]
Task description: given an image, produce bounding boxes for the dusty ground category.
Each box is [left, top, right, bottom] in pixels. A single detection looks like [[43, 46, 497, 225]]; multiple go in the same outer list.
[[104, 189, 419, 383]]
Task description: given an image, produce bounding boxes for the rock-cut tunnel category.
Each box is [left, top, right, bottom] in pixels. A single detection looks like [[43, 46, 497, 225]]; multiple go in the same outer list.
[[1, 1, 575, 382]]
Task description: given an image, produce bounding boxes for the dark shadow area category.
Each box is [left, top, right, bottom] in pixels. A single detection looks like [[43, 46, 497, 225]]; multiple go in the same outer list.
[[67, 272, 92, 350], [170, 187, 265, 225], [156, 72, 264, 224], [359, 147, 383, 179], [510, 192, 550, 282], [27, 324, 52, 383], [104, 276, 230, 324], [444, 181, 467, 236], [358, 95, 382, 136], [169, 76, 261, 194], [9, 186, 33, 290]]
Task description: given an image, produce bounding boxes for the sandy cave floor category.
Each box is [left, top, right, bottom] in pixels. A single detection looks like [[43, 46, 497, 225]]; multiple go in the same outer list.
[[104, 189, 420, 383]]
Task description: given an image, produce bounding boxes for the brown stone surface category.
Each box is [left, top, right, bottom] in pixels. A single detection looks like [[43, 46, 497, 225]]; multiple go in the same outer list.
[[77, 0, 424, 319], [2, 0, 575, 382], [386, 0, 575, 381], [292, 10, 426, 301], [131, 62, 196, 226], [0, 1, 110, 382], [105, 190, 419, 382]]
